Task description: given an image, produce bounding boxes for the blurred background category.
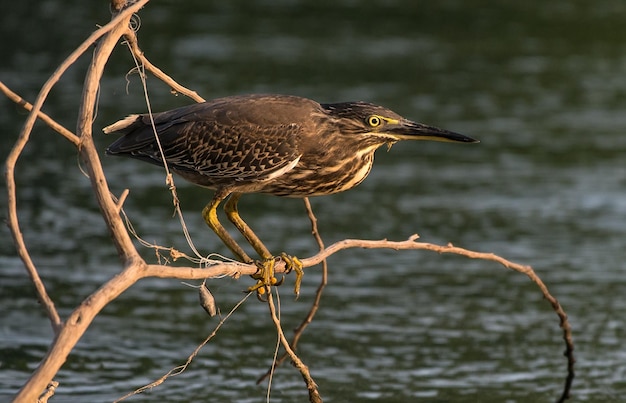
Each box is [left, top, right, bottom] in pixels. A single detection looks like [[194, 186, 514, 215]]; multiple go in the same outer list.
[[1, 0, 625, 401]]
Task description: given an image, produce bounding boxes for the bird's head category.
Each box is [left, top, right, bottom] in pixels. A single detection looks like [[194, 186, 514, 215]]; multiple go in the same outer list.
[[321, 101, 478, 147]]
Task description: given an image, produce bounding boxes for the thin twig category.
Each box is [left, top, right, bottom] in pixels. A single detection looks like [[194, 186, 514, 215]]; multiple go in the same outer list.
[[36, 380, 59, 403], [267, 289, 322, 403], [257, 197, 328, 384], [4, 0, 151, 342], [296, 197, 328, 338], [114, 189, 130, 213], [10, 2, 151, 401], [119, 27, 213, 266], [114, 292, 252, 402], [266, 289, 282, 403], [5, 2, 574, 401], [0, 81, 79, 146], [123, 28, 205, 103], [144, 235, 575, 401], [122, 36, 209, 263]]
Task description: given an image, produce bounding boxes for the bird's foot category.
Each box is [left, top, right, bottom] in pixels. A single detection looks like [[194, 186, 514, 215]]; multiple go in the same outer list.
[[246, 254, 303, 299], [248, 258, 278, 299], [281, 252, 303, 298]]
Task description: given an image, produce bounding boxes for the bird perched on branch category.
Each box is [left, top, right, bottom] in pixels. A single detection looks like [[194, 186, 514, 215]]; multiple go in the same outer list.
[[104, 94, 477, 296]]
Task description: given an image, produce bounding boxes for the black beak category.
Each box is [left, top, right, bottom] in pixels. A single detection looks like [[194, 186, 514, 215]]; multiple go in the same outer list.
[[388, 120, 479, 143]]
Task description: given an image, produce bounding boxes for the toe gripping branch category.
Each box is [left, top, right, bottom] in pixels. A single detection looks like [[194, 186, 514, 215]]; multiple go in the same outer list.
[[247, 254, 303, 300], [204, 191, 304, 299]]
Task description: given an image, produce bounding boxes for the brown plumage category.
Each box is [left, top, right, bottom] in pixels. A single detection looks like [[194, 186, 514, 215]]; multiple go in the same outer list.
[[105, 94, 476, 197], [104, 94, 477, 294]]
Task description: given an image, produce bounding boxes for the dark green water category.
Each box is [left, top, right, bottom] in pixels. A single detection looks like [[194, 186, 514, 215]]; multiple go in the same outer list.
[[2, 1, 626, 401]]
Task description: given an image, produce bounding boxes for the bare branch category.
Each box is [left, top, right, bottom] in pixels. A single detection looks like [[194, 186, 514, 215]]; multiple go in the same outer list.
[[36, 381, 59, 403], [6, 1, 573, 401], [11, 2, 151, 401], [76, 11, 147, 263], [293, 198, 328, 338], [0, 81, 79, 146], [267, 291, 322, 403], [143, 234, 574, 401], [257, 197, 328, 384], [123, 28, 206, 103]]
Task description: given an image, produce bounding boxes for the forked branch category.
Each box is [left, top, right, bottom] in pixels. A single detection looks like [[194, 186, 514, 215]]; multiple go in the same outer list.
[[2, 1, 574, 402]]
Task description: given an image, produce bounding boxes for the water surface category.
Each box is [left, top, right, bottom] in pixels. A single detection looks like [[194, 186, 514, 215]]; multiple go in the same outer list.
[[1, 1, 625, 401]]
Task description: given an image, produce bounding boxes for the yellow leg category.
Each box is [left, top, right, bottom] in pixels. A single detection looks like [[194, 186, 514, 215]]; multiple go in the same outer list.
[[224, 193, 303, 297], [224, 193, 272, 259], [203, 190, 303, 297], [202, 189, 252, 263], [224, 192, 277, 293]]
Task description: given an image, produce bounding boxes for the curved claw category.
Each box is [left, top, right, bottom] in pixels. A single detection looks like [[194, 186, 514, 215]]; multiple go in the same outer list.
[[280, 253, 304, 298], [245, 254, 304, 299], [247, 258, 277, 297], [255, 287, 269, 302], [274, 274, 286, 287]]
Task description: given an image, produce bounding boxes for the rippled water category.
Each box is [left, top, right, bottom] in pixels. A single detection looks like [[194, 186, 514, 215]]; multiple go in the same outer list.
[[2, 1, 626, 402]]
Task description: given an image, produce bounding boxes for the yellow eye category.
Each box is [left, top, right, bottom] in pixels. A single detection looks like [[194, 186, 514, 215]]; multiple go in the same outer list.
[[368, 115, 382, 127]]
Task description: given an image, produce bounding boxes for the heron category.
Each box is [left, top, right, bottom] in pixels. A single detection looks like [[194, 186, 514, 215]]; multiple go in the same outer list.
[[104, 94, 477, 296]]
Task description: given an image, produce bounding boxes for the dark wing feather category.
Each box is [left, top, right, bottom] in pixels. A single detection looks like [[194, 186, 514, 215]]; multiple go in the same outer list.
[[105, 96, 310, 185]]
